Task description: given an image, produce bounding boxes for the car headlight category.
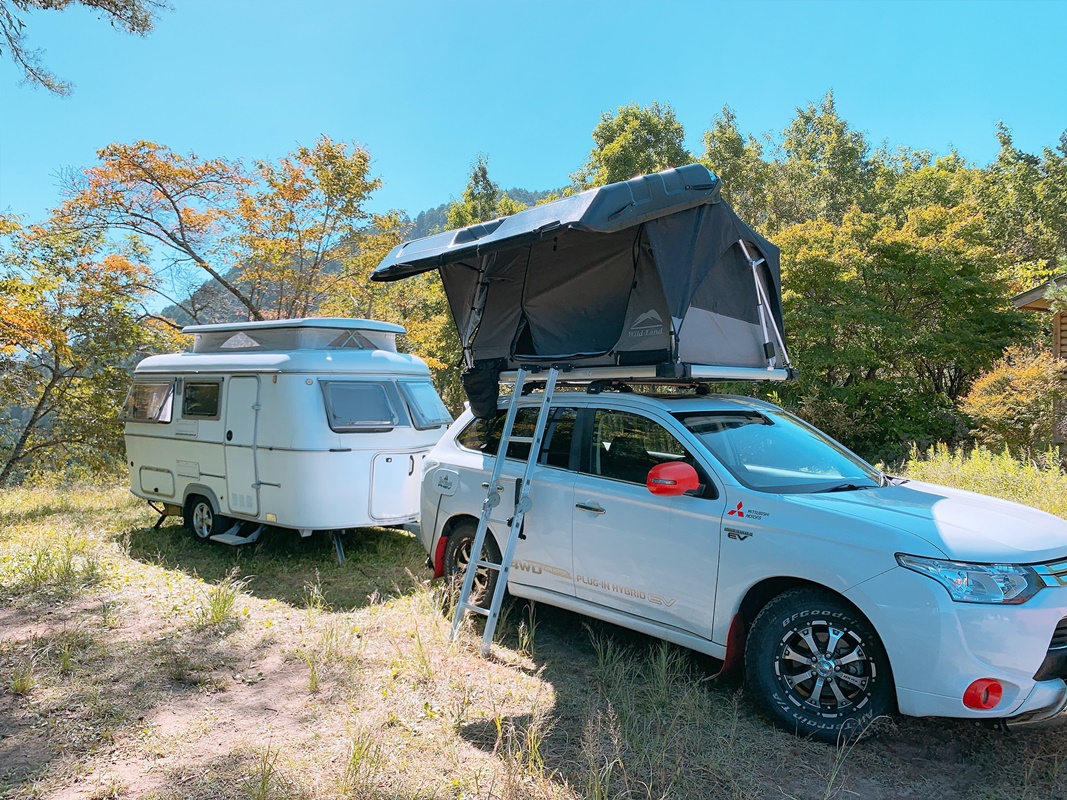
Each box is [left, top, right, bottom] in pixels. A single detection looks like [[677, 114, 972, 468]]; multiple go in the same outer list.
[[896, 554, 1040, 604]]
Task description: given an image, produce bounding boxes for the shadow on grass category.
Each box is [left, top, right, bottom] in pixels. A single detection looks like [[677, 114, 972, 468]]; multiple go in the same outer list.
[[457, 600, 1059, 800], [122, 520, 430, 609]]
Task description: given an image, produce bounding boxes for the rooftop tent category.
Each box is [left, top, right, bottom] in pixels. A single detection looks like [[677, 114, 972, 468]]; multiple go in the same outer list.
[[372, 164, 790, 389]]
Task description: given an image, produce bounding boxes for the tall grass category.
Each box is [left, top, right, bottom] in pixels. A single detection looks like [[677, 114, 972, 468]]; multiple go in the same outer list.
[[902, 444, 1067, 517]]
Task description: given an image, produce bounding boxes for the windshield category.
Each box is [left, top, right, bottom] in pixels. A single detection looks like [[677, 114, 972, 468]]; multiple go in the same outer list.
[[674, 409, 882, 494]]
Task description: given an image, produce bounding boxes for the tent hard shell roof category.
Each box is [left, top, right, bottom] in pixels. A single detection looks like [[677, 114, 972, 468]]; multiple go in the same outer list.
[[371, 164, 790, 389]]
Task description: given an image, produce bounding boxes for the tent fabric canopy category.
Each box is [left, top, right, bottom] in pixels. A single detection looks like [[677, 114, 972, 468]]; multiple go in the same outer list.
[[372, 164, 786, 377]]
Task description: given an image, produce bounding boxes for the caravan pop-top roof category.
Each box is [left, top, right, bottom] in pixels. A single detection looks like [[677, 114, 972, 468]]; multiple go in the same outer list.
[[134, 318, 427, 376], [186, 318, 404, 354], [372, 164, 790, 383]]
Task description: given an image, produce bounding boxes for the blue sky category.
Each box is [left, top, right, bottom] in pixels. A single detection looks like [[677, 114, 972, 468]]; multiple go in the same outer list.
[[1, 0, 1065, 224]]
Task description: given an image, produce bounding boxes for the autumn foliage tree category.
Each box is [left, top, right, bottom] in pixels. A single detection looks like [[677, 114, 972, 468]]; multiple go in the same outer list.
[[62, 136, 401, 325], [960, 346, 1067, 458], [236, 136, 394, 319], [0, 214, 174, 486], [62, 140, 256, 321]]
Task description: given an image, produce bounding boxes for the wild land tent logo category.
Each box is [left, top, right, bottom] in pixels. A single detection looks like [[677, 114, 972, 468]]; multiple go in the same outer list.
[[628, 309, 664, 339]]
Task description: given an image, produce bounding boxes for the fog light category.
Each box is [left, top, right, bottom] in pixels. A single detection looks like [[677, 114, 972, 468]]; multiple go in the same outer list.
[[963, 678, 1003, 710]]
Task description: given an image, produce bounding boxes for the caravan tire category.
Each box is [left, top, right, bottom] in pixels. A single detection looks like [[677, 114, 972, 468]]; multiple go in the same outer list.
[[443, 521, 502, 609], [183, 496, 228, 541]]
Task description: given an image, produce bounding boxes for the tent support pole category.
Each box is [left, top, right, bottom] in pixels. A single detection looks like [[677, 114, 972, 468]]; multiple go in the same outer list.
[[739, 240, 792, 369], [462, 252, 497, 369]]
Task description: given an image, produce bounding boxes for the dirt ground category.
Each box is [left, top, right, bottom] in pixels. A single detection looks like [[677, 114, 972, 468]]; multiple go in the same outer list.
[[5, 488, 1067, 800]]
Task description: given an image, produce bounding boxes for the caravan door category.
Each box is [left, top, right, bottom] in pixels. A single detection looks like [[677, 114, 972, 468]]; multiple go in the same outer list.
[[370, 452, 422, 522], [224, 376, 260, 517]]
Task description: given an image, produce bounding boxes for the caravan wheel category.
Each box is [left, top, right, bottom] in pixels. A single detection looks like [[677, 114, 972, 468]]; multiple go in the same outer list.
[[184, 496, 228, 541]]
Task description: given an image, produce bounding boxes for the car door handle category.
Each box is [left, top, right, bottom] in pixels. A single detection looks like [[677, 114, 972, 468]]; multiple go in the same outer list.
[[576, 502, 606, 514]]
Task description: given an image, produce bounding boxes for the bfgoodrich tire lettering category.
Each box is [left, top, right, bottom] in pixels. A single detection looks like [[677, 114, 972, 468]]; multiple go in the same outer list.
[[745, 588, 892, 742], [443, 521, 502, 608]]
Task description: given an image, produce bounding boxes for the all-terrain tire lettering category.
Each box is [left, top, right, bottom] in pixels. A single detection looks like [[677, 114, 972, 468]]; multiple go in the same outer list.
[[745, 588, 893, 743]]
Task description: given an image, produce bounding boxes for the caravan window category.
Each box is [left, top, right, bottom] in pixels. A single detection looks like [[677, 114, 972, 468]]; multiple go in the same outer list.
[[321, 381, 402, 433], [400, 381, 452, 430], [182, 381, 221, 419], [121, 380, 174, 423]]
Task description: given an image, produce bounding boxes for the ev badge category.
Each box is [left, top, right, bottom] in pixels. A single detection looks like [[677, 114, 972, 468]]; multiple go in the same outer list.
[[725, 527, 753, 541], [434, 468, 459, 496]]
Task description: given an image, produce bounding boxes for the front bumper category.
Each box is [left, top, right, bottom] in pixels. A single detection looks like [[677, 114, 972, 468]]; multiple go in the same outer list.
[[847, 567, 1067, 720]]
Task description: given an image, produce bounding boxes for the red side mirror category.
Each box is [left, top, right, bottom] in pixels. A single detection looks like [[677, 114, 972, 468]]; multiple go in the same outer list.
[[647, 461, 700, 496]]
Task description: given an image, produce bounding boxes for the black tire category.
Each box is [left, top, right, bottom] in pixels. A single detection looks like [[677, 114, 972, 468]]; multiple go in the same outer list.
[[183, 496, 229, 541], [443, 521, 502, 609], [745, 588, 893, 743]]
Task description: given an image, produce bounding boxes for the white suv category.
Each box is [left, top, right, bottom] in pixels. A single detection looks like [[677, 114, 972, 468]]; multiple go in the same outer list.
[[419, 388, 1067, 741]]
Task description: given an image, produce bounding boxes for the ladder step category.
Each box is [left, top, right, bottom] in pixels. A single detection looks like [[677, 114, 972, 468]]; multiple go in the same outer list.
[[451, 365, 561, 656]]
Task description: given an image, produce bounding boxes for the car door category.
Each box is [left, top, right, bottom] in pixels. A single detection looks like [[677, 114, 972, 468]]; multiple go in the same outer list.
[[571, 408, 726, 640], [447, 405, 579, 598]]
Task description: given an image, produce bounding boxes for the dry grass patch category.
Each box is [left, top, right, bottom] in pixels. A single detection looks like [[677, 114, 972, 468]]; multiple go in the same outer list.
[[4, 482, 1067, 799]]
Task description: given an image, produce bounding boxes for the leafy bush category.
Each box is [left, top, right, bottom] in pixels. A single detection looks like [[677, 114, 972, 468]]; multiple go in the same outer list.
[[959, 346, 1067, 457]]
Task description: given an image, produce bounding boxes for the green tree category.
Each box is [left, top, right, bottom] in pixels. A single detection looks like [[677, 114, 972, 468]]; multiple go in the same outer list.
[[768, 90, 874, 230], [0, 214, 173, 486], [700, 105, 770, 226], [1, 0, 165, 94], [446, 154, 526, 229], [775, 204, 1027, 459], [978, 124, 1067, 290], [572, 102, 692, 189]]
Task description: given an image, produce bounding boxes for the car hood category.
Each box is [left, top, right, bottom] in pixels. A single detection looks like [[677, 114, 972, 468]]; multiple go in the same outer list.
[[786, 480, 1067, 563]]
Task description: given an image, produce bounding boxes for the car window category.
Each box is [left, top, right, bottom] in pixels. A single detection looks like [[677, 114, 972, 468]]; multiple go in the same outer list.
[[455, 407, 577, 468], [585, 410, 710, 493], [675, 409, 881, 493]]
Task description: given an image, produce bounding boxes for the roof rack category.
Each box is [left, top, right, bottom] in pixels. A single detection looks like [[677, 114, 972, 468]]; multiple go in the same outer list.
[[499, 364, 793, 385]]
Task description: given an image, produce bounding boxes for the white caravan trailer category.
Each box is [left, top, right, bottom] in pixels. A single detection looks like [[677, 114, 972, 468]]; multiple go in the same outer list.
[[121, 318, 452, 557]]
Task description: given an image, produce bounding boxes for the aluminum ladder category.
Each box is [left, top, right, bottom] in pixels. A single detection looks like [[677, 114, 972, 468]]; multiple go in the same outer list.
[[450, 366, 559, 656]]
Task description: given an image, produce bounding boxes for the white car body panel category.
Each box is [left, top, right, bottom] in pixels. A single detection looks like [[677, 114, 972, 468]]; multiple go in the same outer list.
[[421, 392, 1067, 725]]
